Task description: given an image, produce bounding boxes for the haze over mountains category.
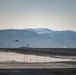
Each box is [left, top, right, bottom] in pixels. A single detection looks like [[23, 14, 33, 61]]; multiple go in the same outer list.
[[0, 28, 76, 48]]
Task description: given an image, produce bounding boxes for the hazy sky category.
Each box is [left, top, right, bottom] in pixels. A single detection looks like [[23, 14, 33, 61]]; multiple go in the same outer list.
[[0, 0, 76, 31]]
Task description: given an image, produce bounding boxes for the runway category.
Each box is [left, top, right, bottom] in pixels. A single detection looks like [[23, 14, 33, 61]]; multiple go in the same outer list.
[[0, 61, 76, 69]]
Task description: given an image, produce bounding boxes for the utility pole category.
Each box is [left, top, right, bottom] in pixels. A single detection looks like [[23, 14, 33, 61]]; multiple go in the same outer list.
[[24, 51, 25, 63], [37, 49, 38, 62], [44, 52, 45, 62], [26, 51, 28, 63]]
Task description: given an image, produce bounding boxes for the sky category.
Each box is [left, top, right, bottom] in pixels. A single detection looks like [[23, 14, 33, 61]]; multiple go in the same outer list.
[[0, 0, 76, 31]]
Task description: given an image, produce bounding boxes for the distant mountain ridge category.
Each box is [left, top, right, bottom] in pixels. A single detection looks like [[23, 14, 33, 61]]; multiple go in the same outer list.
[[0, 28, 76, 48], [26, 28, 53, 34]]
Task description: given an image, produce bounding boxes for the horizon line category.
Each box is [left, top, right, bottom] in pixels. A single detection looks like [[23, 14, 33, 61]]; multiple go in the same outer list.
[[0, 28, 76, 32]]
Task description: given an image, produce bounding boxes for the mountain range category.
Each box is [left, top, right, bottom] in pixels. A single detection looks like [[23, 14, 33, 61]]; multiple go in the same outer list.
[[0, 28, 76, 48]]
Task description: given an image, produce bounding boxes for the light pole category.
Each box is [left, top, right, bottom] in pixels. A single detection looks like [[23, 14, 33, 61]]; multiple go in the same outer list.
[[44, 52, 45, 62], [24, 51, 25, 63], [50, 53, 51, 62], [37, 49, 38, 62], [26, 51, 28, 63]]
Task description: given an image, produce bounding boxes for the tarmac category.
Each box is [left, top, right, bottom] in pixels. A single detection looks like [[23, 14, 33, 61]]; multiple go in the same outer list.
[[0, 62, 76, 75], [0, 61, 76, 69]]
